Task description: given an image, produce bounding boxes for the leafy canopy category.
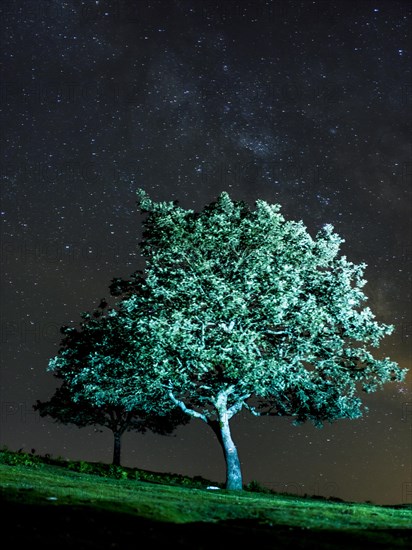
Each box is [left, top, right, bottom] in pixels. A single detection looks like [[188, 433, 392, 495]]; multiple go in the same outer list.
[[119, 190, 406, 426], [47, 300, 187, 431]]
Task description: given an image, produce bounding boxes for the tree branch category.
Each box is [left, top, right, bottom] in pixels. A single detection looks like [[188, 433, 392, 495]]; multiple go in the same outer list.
[[244, 402, 282, 417], [244, 402, 264, 417], [227, 393, 251, 419], [168, 390, 208, 423]]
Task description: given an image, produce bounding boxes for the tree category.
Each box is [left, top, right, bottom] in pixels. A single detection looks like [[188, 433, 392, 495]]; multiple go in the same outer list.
[[42, 300, 188, 466], [35, 383, 127, 466], [119, 189, 407, 490]]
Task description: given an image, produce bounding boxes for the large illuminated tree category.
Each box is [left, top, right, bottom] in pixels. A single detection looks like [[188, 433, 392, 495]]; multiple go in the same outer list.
[[120, 189, 406, 490], [44, 301, 188, 465]]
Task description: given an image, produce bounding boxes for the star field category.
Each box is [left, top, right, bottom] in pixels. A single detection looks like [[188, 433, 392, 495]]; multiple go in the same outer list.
[[1, 0, 411, 504]]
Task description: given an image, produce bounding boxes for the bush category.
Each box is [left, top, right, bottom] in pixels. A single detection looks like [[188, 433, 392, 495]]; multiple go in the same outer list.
[[0, 447, 42, 468], [245, 480, 272, 494]]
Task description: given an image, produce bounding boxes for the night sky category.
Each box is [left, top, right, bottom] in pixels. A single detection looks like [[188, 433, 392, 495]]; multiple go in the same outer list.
[[1, 0, 411, 505]]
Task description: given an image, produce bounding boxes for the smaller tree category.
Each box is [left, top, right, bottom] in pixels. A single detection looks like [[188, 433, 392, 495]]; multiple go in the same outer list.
[[35, 381, 184, 466], [41, 299, 188, 466]]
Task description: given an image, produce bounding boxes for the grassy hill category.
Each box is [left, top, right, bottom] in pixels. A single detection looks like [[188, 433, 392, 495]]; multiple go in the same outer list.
[[1, 449, 411, 549]]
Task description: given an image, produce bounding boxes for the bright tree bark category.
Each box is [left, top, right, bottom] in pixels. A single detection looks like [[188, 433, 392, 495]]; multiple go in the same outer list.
[[208, 418, 242, 490], [170, 387, 243, 490]]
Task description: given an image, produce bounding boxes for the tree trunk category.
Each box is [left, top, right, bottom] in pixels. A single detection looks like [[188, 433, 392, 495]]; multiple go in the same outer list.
[[112, 431, 122, 466], [208, 418, 243, 491]]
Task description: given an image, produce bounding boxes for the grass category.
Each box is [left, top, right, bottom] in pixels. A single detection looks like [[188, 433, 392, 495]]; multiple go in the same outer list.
[[1, 449, 411, 549]]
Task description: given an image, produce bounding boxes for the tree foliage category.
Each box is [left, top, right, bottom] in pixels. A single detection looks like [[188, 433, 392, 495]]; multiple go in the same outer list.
[[116, 189, 406, 488], [42, 300, 188, 464]]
